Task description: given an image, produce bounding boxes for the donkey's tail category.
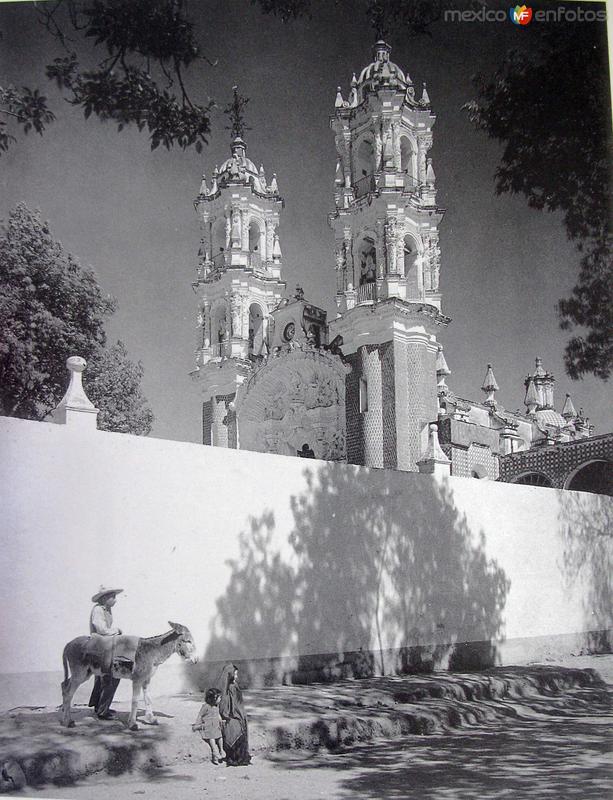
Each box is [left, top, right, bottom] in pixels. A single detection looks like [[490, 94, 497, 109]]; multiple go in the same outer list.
[[62, 645, 70, 685]]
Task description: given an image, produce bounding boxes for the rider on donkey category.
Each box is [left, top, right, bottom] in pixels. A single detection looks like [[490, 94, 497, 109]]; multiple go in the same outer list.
[[88, 585, 123, 720]]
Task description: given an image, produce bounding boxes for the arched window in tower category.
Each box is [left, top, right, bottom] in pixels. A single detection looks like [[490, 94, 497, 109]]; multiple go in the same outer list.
[[358, 237, 377, 286], [403, 234, 421, 299], [400, 136, 416, 191], [212, 218, 226, 267], [212, 305, 227, 357], [248, 220, 261, 269], [355, 138, 375, 198], [248, 303, 265, 360]]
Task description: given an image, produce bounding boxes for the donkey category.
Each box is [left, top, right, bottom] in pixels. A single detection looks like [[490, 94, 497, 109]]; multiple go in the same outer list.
[[61, 622, 197, 730]]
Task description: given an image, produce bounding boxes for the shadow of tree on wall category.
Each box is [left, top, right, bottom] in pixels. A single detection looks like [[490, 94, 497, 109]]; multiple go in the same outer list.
[[558, 492, 613, 652], [194, 465, 510, 687], [194, 511, 299, 686]]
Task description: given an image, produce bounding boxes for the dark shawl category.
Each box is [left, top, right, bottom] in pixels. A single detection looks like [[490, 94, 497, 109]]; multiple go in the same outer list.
[[217, 663, 247, 747]]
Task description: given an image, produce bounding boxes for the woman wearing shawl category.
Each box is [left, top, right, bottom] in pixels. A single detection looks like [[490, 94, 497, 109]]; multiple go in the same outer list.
[[217, 663, 251, 766]]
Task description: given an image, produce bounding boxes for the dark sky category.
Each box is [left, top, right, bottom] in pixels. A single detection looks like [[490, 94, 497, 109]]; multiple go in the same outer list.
[[1, 0, 610, 442]]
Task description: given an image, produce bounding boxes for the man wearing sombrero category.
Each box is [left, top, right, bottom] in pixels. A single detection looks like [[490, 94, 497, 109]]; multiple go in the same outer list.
[[88, 586, 123, 720]]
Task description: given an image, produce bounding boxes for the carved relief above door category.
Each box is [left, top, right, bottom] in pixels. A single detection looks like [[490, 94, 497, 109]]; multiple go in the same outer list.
[[235, 350, 350, 461]]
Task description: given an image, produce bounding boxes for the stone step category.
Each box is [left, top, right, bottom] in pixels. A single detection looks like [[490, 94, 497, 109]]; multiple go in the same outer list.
[[0, 666, 609, 788]]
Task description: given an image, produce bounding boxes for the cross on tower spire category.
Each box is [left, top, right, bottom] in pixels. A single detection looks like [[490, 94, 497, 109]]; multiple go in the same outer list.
[[224, 85, 251, 141]]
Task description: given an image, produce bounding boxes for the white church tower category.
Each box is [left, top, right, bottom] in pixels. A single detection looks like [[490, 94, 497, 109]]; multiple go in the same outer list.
[[329, 41, 451, 471], [191, 88, 286, 447]]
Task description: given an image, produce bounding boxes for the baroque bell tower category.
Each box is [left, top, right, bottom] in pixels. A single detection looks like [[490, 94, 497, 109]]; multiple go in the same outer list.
[[191, 88, 286, 447], [329, 42, 451, 471]]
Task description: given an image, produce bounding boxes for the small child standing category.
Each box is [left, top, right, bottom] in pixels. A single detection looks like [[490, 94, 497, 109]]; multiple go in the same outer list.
[[192, 688, 225, 764]]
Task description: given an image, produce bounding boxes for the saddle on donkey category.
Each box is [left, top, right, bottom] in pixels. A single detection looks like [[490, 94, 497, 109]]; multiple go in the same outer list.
[[82, 634, 140, 678]]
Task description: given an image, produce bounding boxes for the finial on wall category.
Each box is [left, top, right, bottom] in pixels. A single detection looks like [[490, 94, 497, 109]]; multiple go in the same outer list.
[[52, 356, 99, 429]]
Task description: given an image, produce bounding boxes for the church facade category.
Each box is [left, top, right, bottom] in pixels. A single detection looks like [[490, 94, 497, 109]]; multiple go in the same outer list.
[[190, 43, 612, 495]]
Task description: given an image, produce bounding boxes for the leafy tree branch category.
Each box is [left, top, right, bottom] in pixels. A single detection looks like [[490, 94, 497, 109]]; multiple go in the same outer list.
[[0, 203, 153, 434], [465, 23, 612, 380]]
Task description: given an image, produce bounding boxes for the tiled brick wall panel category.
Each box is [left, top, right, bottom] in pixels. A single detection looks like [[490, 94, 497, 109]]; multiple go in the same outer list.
[[381, 341, 397, 470], [345, 352, 364, 466], [360, 345, 384, 468], [395, 341, 438, 470], [499, 433, 613, 489], [202, 401, 212, 446]]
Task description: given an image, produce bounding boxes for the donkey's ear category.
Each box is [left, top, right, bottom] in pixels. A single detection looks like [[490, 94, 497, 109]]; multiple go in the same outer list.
[[168, 621, 185, 633]]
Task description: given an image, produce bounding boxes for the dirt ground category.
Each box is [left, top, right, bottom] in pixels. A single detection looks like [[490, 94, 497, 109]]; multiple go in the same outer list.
[[10, 655, 613, 800]]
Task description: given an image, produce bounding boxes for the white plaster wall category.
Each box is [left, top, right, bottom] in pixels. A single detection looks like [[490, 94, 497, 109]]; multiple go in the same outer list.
[[0, 415, 610, 678]]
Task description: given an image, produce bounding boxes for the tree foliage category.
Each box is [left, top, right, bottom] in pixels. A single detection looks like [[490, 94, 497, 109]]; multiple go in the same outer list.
[[1, 1, 443, 155], [465, 23, 612, 380], [0, 84, 56, 154], [1, 0, 213, 155], [366, 0, 443, 39], [254, 0, 443, 33], [86, 340, 154, 435], [0, 203, 153, 434]]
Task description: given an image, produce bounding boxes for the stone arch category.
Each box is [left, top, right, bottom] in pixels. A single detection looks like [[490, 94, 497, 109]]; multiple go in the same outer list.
[[353, 133, 376, 198], [512, 472, 553, 488], [211, 300, 228, 355], [403, 232, 422, 296], [248, 301, 266, 359], [249, 217, 264, 258], [564, 460, 613, 496], [212, 217, 226, 253], [399, 134, 418, 187], [355, 135, 375, 177], [356, 233, 377, 285]]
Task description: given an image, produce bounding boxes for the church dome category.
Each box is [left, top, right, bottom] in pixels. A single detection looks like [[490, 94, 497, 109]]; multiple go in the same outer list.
[[535, 409, 566, 429], [216, 137, 272, 194], [219, 156, 259, 175], [357, 41, 408, 93], [219, 138, 259, 177]]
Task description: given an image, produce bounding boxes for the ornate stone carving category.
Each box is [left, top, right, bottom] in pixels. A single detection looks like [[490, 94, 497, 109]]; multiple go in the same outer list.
[[231, 207, 241, 247], [236, 350, 349, 461], [335, 244, 345, 271], [343, 228, 354, 285], [417, 133, 433, 183], [425, 232, 441, 291], [230, 294, 242, 338], [391, 122, 401, 170], [385, 217, 398, 274], [335, 242, 347, 292], [225, 213, 231, 249], [396, 230, 405, 276], [265, 217, 274, 261], [382, 119, 394, 169], [241, 209, 249, 251]]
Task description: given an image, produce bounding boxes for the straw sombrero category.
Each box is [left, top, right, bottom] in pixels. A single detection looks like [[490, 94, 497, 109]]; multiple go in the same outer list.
[[91, 585, 124, 604]]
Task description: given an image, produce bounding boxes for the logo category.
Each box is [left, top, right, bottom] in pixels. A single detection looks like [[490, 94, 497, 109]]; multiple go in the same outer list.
[[509, 5, 533, 25]]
